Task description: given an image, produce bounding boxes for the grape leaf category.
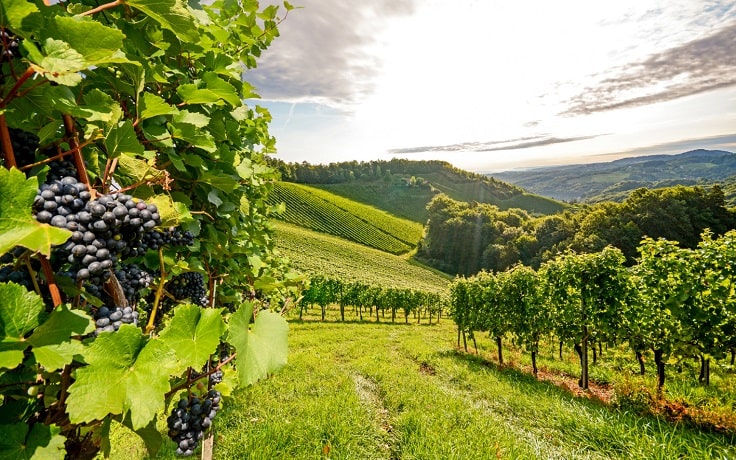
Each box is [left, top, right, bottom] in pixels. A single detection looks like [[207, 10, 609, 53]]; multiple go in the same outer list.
[[66, 325, 176, 430], [126, 0, 198, 42], [28, 305, 94, 371], [0, 168, 71, 257], [0, 0, 40, 37], [227, 303, 288, 386], [105, 120, 145, 158], [140, 93, 178, 120], [158, 304, 225, 372], [48, 16, 129, 65], [0, 422, 66, 460], [0, 283, 45, 370]]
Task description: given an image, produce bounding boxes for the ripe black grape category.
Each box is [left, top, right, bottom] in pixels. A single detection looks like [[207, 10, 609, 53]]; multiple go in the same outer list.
[[33, 178, 162, 294], [166, 390, 222, 457], [4, 128, 39, 168], [115, 264, 153, 306], [93, 305, 138, 336], [165, 272, 208, 307], [0, 28, 21, 63], [139, 227, 195, 252]]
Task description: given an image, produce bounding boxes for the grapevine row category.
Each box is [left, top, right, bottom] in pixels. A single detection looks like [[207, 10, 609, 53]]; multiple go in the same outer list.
[[449, 231, 736, 391], [299, 275, 444, 324]]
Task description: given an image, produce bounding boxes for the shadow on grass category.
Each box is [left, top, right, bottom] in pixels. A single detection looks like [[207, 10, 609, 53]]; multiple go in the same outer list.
[[440, 348, 736, 442]]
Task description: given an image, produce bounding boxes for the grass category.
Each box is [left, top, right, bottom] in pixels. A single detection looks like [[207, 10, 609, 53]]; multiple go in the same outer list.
[[273, 221, 451, 293], [107, 308, 736, 459]]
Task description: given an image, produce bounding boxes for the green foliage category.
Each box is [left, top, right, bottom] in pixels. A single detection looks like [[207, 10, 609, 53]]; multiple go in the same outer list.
[[0, 0, 298, 457], [0, 168, 70, 256], [421, 185, 736, 274], [269, 182, 421, 254]]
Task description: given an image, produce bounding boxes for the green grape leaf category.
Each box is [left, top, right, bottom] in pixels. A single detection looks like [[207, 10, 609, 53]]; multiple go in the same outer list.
[[158, 304, 225, 371], [140, 93, 178, 120], [170, 122, 216, 152], [0, 0, 40, 36], [0, 422, 66, 460], [105, 120, 145, 158], [28, 38, 86, 86], [147, 194, 191, 227], [0, 168, 71, 257], [28, 305, 94, 371], [126, 0, 198, 42], [201, 72, 240, 107], [48, 16, 128, 65], [0, 283, 45, 370], [66, 325, 176, 430], [227, 303, 288, 386], [199, 171, 237, 193], [173, 110, 209, 128]]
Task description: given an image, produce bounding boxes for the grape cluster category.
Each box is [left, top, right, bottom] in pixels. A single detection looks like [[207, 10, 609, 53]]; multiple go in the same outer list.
[[139, 227, 194, 252], [167, 390, 222, 457], [93, 305, 138, 335], [34, 177, 162, 291], [0, 266, 33, 291], [6, 128, 39, 168], [0, 28, 21, 63], [115, 263, 153, 305], [165, 272, 208, 307]]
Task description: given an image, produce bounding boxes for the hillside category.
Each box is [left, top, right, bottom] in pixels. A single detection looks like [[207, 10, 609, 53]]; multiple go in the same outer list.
[[273, 221, 450, 293], [268, 182, 424, 254], [270, 158, 567, 223], [493, 149, 736, 202]]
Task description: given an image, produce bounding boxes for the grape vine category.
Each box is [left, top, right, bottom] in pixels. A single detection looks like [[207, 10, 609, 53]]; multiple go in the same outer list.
[[0, 1, 302, 458]]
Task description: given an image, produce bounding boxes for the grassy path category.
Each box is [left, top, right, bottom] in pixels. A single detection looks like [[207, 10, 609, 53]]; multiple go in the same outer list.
[[107, 318, 735, 459], [210, 320, 735, 459]]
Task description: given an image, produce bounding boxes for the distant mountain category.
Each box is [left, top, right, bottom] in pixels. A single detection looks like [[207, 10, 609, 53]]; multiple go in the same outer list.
[[492, 149, 736, 202]]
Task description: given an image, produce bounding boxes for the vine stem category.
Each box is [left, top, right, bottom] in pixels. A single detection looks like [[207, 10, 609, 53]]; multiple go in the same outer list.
[[62, 114, 90, 188], [0, 114, 15, 168], [1, 67, 35, 108], [145, 248, 167, 334], [76, 0, 122, 17], [164, 353, 237, 398], [19, 139, 94, 171], [23, 257, 43, 298], [39, 254, 63, 308]]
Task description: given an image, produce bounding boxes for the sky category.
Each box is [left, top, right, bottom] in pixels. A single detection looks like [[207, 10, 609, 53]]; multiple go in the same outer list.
[[247, 1, 736, 173]]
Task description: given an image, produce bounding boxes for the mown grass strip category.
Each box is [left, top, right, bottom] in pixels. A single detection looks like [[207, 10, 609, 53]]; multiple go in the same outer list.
[[273, 221, 450, 293]]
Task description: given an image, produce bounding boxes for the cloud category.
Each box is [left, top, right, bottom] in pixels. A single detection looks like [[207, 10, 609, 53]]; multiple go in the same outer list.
[[389, 134, 605, 155], [246, 1, 416, 108], [562, 20, 736, 116]]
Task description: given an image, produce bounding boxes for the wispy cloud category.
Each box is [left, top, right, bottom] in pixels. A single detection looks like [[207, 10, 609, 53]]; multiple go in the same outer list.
[[247, 0, 416, 108], [562, 20, 736, 116], [389, 134, 605, 155]]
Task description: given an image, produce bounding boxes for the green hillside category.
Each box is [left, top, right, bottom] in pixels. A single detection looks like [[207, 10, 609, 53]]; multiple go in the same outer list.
[[273, 221, 450, 293], [268, 158, 568, 223], [268, 182, 424, 254]]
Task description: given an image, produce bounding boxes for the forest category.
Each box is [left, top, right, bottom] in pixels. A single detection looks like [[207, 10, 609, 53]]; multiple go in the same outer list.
[[418, 185, 735, 275]]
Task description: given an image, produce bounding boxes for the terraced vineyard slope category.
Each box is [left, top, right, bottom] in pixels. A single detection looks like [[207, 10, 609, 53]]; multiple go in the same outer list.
[[268, 181, 424, 254], [273, 222, 450, 293]]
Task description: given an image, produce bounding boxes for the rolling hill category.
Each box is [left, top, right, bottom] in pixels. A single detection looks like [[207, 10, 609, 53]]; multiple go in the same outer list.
[[493, 149, 736, 202]]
